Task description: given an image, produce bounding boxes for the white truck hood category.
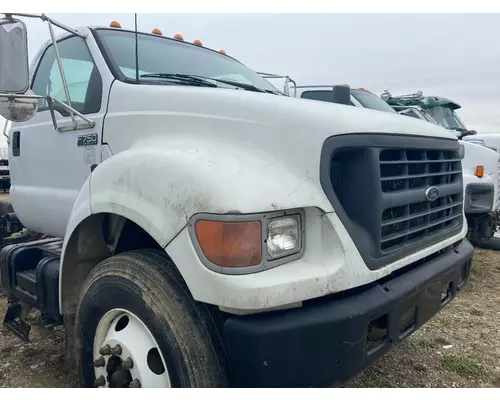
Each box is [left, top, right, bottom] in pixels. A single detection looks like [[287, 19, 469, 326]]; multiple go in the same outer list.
[[104, 81, 457, 155]]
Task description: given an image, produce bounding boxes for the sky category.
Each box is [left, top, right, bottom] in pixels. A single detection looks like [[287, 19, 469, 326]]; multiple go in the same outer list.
[[1, 13, 500, 147]]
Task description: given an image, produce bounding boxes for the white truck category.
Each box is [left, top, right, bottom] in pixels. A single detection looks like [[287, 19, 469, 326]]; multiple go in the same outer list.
[[380, 91, 500, 247], [0, 14, 474, 388], [289, 84, 500, 248]]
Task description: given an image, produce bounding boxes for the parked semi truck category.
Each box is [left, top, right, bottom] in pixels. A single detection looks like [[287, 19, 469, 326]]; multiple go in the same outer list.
[[287, 83, 500, 248], [0, 14, 474, 388]]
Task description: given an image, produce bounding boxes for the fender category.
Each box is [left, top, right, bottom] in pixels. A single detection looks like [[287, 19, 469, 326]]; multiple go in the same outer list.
[[59, 141, 334, 313], [89, 140, 334, 247], [59, 177, 92, 312]]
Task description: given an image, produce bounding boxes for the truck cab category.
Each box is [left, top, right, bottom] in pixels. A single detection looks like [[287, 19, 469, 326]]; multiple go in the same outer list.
[[0, 15, 474, 388]]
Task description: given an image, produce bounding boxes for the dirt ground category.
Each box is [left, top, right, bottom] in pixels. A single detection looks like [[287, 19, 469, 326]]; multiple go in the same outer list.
[[0, 247, 499, 388]]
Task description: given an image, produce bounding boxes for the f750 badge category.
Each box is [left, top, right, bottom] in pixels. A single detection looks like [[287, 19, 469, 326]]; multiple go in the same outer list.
[[77, 133, 98, 147]]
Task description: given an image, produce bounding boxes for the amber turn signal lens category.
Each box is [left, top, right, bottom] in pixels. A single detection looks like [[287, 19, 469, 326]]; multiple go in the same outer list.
[[475, 165, 484, 178], [195, 220, 262, 268]]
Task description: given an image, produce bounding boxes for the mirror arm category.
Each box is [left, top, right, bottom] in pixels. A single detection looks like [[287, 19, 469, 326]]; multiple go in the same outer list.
[[2, 119, 9, 144], [257, 72, 296, 96], [47, 20, 76, 127], [47, 97, 95, 130], [45, 98, 60, 132], [2, 13, 86, 38], [288, 77, 297, 97], [0, 93, 95, 132]]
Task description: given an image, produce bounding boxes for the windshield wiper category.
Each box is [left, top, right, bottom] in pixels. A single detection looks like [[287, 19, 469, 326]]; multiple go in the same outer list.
[[450, 127, 477, 138], [140, 73, 268, 93], [140, 73, 218, 87]]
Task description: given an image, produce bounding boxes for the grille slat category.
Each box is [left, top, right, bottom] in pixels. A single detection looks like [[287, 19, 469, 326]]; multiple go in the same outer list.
[[380, 170, 461, 181], [381, 213, 463, 244], [379, 148, 463, 253], [381, 200, 462, 227], [380, 158, 462, 165]]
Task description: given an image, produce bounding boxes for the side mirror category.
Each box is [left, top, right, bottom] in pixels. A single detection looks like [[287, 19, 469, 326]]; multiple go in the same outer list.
[[331, 85, 351, 106], [0, 17, 30, 94], [0, 89, 39, 122], [381, 90, 391, 102]]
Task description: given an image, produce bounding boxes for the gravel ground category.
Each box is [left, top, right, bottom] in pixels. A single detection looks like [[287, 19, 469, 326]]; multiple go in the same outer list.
[[0, 247, 499, 388]]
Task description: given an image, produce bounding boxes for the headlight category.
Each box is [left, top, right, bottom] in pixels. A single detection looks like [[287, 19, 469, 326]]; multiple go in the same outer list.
[[459, 142, 465, 159], [267, 215, 302, 259], [190, 209, 305, 274]]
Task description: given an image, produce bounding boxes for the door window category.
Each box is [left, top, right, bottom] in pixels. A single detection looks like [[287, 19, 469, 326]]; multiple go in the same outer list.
[[31, 36, 102, 115]]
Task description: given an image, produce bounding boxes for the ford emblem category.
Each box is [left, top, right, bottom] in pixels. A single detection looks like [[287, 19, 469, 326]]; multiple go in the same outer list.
[[425, 186, 440, 201]]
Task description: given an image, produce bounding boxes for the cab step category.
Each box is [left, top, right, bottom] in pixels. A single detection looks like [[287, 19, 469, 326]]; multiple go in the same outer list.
[[3, 302, 31, 342], [16, 269, 37, 297], [1, 237, 63, 340]]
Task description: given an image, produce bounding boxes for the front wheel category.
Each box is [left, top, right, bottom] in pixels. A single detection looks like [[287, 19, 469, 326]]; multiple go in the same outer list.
[[75, 249, 228, 388]]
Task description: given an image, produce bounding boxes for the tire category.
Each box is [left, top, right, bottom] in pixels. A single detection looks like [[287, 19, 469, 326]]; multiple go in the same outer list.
[[75, 249, 229, 388]]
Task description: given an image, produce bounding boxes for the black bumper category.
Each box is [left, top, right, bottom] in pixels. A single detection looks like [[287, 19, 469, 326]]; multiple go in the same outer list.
[[224, 239, 474, 388], [464, 183, 494, 214]]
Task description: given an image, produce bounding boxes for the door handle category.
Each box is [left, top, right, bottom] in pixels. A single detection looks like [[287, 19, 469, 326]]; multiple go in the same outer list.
[[12, 131, 20, 157]]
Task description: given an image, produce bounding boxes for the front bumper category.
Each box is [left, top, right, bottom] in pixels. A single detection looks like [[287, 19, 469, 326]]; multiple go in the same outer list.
[[224, 239, 474, 388], [465, 183, 494, 214]]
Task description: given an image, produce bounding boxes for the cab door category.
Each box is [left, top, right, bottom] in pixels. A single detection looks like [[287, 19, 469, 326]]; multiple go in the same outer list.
[[9, 34, 104, 237]]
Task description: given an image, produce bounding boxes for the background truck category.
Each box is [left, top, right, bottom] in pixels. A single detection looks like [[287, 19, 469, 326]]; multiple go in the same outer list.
[[0, 14, 473, 388], [286, 83, 500, 248], [380, 91, 500, 247]]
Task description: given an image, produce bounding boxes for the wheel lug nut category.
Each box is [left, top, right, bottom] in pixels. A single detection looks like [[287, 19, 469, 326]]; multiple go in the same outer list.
[[129, 378, 141, 388], [99, 344, 111, 356], [94, 375, 106, 387], [123, 357, 134, 370], [111, 344, 122, 356], [93, 356, 105, 368]]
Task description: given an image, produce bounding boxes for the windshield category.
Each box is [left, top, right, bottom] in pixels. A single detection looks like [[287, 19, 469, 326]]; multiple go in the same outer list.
[[426, 106, 466, 130], [95, 29, 277, 92], [350, 90, 397, 114]]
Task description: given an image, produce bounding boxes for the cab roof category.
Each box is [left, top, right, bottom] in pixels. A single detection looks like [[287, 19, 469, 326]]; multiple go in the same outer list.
[[386, 94, 461, 110]]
